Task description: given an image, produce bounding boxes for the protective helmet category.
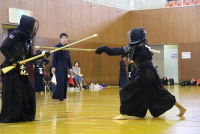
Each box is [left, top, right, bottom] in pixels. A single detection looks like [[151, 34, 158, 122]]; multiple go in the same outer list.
[[127, 28, 146, 45], [17, 15, 39, 39]]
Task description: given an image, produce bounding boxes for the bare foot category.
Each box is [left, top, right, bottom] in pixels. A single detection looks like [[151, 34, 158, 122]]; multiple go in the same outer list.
[[113, 115, 127, 120], [174, 102, 187, 116], [54, 99, 59, 102], [177, 107, 187, 116]]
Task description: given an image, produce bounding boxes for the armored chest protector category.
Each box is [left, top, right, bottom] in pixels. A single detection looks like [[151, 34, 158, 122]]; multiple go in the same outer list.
[[10, 39, 31, 60]]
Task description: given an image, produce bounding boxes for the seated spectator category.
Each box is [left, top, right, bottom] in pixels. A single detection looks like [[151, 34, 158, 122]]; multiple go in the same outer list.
[[72, 61, 84, 90]]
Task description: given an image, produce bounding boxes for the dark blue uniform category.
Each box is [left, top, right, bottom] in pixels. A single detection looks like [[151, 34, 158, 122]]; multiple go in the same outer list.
[[119, 60, 127, 88], [96, 46, 176, 118], [52, 43, 72, 101], [0, 30, 36, 123], [30, 58, 49, 92]]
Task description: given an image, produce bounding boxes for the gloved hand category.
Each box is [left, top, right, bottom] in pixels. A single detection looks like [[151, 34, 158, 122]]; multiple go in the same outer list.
[[10, 59, 21, 68], [42, 51, 51, 58], [123, 45, 134, 55], [95, 46, 108, 54]]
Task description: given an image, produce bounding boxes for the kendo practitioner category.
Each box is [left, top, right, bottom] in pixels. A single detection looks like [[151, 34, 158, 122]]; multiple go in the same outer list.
[[127, 60, 136, 82], [30, 50, 49, 93], [95, 28, 186, 120], [0, 15, 50, 123], [51, 33, 72, 101], [119, 55, 127, 88]]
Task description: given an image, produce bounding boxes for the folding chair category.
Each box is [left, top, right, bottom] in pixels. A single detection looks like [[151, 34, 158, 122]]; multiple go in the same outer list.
[[185, 0, 192, 5], [194, 0, 199, 4], [68, 77, 79, 88], [169, 1, 175, 6], [172, 4, 178, 6], [177, 1, 182, 6], [82, 78, 89, 89], [43, 72, 51, 91], [189, 2, 194, 5], [72, 76, 88, 90]]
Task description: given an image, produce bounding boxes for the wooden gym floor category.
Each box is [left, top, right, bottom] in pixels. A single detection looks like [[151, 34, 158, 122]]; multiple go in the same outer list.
[[0, 85, 200, 134]]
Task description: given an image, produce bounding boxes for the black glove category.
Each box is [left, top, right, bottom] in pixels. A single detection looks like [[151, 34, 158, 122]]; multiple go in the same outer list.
[[95, 46, 108, 54], [10, 59, 21, 68], [42, 51, 51, 58]]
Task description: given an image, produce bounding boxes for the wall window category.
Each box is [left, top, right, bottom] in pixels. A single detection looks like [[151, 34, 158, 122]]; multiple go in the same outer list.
[[82, 0, 131, 10]]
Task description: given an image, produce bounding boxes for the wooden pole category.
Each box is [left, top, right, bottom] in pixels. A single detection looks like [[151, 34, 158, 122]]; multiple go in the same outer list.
[[35, 46, 95, 52], [1, 34, 98, 74]]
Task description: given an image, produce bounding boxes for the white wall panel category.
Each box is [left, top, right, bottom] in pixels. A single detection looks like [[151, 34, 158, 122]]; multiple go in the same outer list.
[[164, 45, 178, 83]]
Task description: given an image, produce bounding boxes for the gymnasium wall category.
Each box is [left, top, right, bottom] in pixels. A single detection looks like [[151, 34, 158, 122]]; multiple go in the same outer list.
[[130, 6, 200, 83], [0, 0, 130, 86], [151, 45, 164, 78], [130, 6, 200, 44], [178, 43, 200, 83], [0, 0, 199, 85]]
